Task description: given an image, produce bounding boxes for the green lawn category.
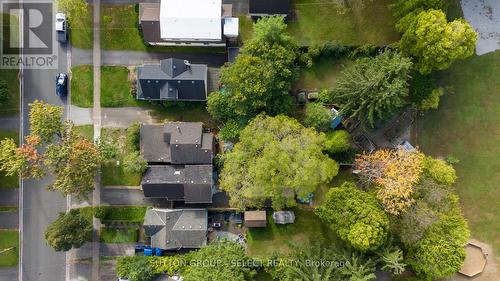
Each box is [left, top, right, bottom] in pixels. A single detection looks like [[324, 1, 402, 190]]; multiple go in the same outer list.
[[101, 66, 136, 107], [71, 65, 94, 107], [0, 69, 19, 117], [100, 227, 138, 243], [70, 6, 93, 49], [100, 5, 225, 53], [246, 208, 338, 258], [0, 206, 17, 212], [101, 127, 142, 186], [0, 130, 19, 189], [416, 51, 500, 256], [287, 0, 399, 46], [313, 170, 356, 207], [0, 230, 18, 267], [74, 125, 94, 141], [239, 16, 254, 43], [296, 57, 353, 89], [100, 206, 147, 223]]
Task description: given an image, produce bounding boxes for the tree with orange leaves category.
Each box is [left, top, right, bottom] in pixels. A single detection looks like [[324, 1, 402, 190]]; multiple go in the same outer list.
[[0, 134, 46, 179], [354, 148, 424, 215]]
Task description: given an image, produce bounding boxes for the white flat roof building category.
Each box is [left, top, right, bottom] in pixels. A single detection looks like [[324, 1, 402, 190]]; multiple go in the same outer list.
[[159, 0, 222, 41]]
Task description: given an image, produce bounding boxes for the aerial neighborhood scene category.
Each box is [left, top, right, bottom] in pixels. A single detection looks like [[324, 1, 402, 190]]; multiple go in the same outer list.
[[0, 0, 499, 281]]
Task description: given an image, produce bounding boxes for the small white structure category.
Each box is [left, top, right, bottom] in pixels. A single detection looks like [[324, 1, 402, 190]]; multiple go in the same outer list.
[[273, 211, 295, 225], [223, 17, 239, 38]]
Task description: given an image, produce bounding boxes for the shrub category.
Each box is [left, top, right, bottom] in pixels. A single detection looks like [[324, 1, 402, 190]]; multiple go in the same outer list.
[[116, 256, 154, 281], [409, 72, 436, 108], [98, 139, 118, 160], [123, 151, 147, 174], [418, 87, 445, 110], [324, 130, 350, 154], [0, 79, 9, 105], [317, 89, 334, 104], [349, 44, 379, 59], [422, 156, 457, 185], [303, 102, 333, 131], [93, 206, 107, 219], [219, 120, 243, 141], [126, 122, 141, 152]]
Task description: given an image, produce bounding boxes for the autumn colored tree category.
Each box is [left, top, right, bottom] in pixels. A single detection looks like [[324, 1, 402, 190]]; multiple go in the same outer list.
[[354, 148, 424, 215], [400, 10, 477, 74], [220, 115, 339, 209], [316, 182, 389, 251], [0, 135, 46, 179], [45, 125, 101, 198], [29, 100, 64, 142]]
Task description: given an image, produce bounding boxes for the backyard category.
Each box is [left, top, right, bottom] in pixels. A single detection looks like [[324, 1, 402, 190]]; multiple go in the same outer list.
[[0, 230, 19, 267], [295, 57, 353, 90], [416, 50, 500, 256], [246, 208, 339, 258], [287, 0, 399, 46]]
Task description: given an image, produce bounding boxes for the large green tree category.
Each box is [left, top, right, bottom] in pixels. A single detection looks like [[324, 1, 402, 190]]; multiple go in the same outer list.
[[44, 209, 93, 251], [207, 17, 298, 135], [182, 240, 256, 281], [303, 102, 333, 131], [220, 115, 339, 209], [316, 182, 389, 251], [332, 51, 412, 127], [400, 9, 477, 74], [45, 125, 101, 198], [391, 0, 447, 31], [29, 100, 64, 142]]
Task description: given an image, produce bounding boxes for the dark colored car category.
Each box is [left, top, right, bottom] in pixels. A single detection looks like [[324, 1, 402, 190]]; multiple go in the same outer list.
[[56, 73, 68, 97]]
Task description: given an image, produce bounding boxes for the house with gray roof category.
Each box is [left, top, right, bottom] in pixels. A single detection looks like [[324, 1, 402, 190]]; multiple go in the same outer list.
[[143, 208, 207, 250], [140, 122, 213, 164], [136, 58, 208, 101], [140, 121, 215, 203], [142, 165, 213, 203]]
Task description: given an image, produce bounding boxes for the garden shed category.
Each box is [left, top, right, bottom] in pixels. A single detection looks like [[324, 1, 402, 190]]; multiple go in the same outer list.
[[244, 211, 267, 228], [272, 211, 295, 224]]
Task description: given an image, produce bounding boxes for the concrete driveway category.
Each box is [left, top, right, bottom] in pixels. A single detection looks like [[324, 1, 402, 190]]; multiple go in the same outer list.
[[0, 211, 18, 229]]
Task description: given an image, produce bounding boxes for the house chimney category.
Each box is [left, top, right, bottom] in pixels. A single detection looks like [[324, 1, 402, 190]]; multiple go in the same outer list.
[[163, 132, 171, 144]]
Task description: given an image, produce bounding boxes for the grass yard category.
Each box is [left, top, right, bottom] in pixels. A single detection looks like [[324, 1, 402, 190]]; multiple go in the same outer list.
[[295, 57, 352, 90], [0, 230, 19, 267], [100, 227, 138, 243], [0, 69, 19, 117], [74, 125, 94, 141], [100, 206, 147, 223], [101, 66, 135, 107], [313, 170, 356, 207], [0, 206, 17, 212], [287, 0, 399, 46], [101, 127, 143, 186], [70, 6, 93, 49], [416, 51, 500, 256], [71, 65, 94, 107], [0, 130, 19, 189], [246, 208, 338, 258], [100, 5, 225, 54]]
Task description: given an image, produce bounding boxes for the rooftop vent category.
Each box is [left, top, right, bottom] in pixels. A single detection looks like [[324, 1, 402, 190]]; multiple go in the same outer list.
[[174, 171, 180, 175]]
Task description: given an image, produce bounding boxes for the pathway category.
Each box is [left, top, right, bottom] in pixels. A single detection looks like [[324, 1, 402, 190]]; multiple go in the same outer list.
[[71, 48, 227, 67], [0, 117, 20, 131], [91, 0, 102, 279], [0, 212, 18, 229], [461, 0, 500, 55], [102, 107, 156, 128], [0, 189, 18, 205]]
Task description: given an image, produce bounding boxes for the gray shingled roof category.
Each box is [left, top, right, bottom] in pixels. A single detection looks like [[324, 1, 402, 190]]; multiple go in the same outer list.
[[141, 165, 213, 203], [144, 208, 207, 250], [140, 122, 213, 165], [137, 58, 207, 101]]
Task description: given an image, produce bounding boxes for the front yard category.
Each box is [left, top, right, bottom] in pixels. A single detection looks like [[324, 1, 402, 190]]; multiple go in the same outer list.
[[416, 50, 500, 256], [287, 0, 399, 46], [0, 69, 19, 117], [0, 230, 18, 267], [100, 228, 139, 243]]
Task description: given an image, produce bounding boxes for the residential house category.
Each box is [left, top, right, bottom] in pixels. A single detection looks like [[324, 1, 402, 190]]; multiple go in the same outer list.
[[249, 0, 290, 18], [136, 58, 208, 101], [143, 208, 208, 250], [140, 122, 215, 203], [139, 0, 239, 46]]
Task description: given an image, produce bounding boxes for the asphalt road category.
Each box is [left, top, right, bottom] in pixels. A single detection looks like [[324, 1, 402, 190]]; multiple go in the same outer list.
[[20, 43, 69, 281]]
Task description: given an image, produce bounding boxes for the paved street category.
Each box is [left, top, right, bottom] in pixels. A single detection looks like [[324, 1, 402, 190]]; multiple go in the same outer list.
[[20, 40, 69, 281], [0, 189, 18, 205], [72, 48, 227, 67]]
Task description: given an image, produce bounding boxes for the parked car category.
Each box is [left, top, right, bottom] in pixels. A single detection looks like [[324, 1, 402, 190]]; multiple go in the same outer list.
[[55, 13, 68, 43], [55, 73, 68, 97]]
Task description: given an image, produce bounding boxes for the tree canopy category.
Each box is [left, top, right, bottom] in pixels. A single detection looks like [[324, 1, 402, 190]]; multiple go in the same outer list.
[[332, 51, 412, 127], [29, 100, 64, 142], [391, 0, 447, 31], [57, 0, 88, 20], [0, 135, 45, 179], [207, 17, 298, 136], [303, 102, 333, 131], [400, 9, 477, 74], [44, 209, 93, 251], [182, 240, 256, 281], [316, 182, 389, 251], [220, 115, 339, 209]]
